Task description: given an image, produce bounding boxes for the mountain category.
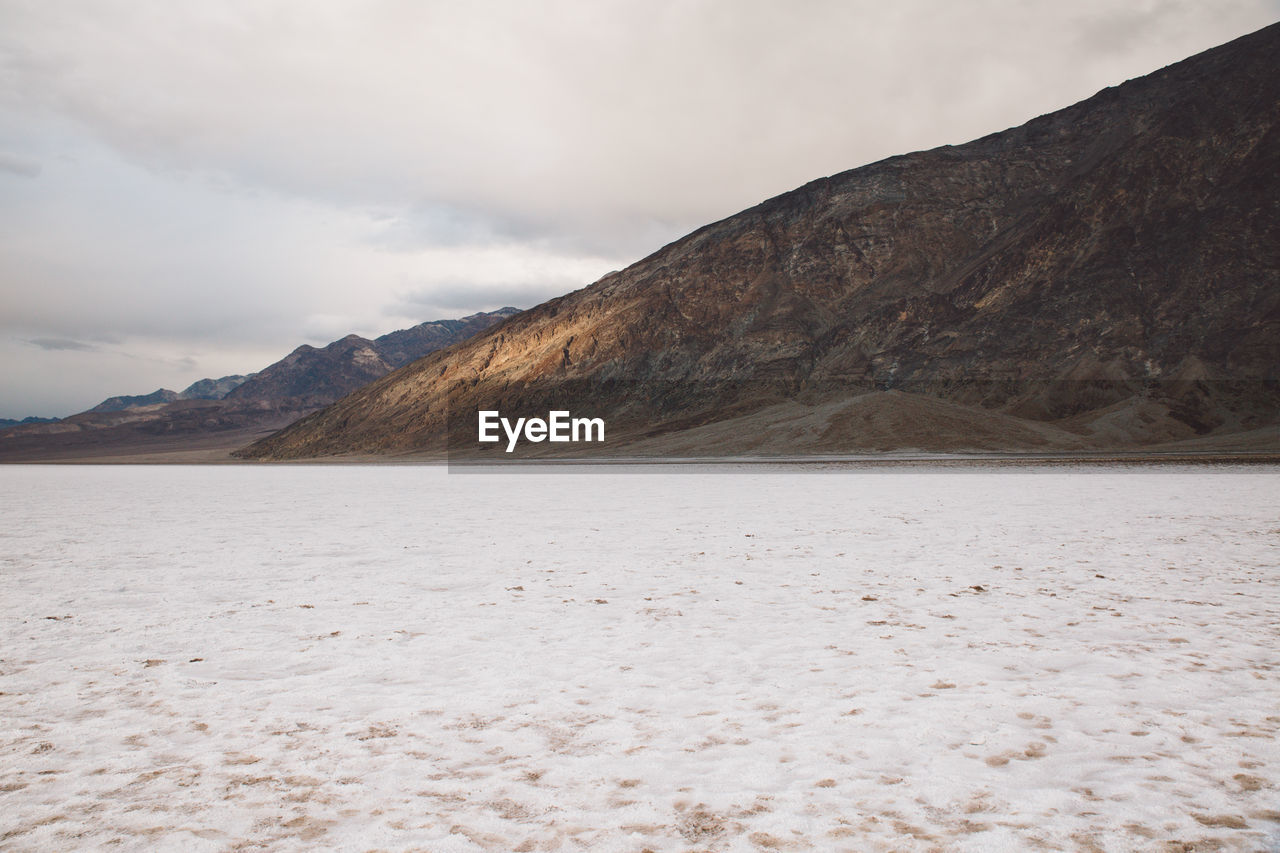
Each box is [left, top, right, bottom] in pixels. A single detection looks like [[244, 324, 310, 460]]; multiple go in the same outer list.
[[223, 310, 522, 404], [89, 388, 181, 412], [0, 416, 60, 431], [375, 310, 523, 368], [239, 24, 1280, 460], [224, 335, 392, 407], [88, 375, 250, 413], [73, 310, 523, 418], [0, 309, 519, 460], [181, 375, 251, 401]]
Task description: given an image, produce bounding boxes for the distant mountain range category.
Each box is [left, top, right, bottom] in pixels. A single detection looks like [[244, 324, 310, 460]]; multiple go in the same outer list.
[[240, 23, 1280, 460], [89, 376, 250, 413], [0, 416, 60, 430], [0, 309, 519, 459]]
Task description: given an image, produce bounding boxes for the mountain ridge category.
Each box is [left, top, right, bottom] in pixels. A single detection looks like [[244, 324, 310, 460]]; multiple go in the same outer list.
[[0, 308, 520, 460], [239, 23, 1280, 460], [89, 375, 251, 413]]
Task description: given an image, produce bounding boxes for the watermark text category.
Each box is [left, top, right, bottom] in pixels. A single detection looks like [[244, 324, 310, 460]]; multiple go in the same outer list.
[[478, 410, 605, 452]]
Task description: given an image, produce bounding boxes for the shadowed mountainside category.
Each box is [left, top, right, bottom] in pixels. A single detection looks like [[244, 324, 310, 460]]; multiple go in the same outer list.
[[239, 24, 1280, 460], [0, 416, 59, 431], [1, 309, 519, 461], [89, 376, 250, 413]]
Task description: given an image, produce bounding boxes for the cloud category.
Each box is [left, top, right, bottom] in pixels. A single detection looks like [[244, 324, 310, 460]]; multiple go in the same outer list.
[[393, 279, 584, 313], [0, 151, 40, 177], [374, 241, 621, 322], [26, 336, 96, 351], [4, 1, 1275, 249]]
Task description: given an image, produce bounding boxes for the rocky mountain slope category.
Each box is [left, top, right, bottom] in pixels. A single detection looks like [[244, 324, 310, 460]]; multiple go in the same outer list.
[[240, 24, 1280, 460], [1, 309, 518, 460], [374, 311, 525, 369], [223, 335, 393, 408]]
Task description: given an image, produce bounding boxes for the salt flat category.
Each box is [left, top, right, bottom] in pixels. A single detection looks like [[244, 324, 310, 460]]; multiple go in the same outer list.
[[1, 464, 1277, 851]]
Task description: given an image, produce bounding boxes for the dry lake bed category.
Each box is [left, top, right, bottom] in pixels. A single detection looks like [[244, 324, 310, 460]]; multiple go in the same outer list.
[[1, 463, 1277, 851]]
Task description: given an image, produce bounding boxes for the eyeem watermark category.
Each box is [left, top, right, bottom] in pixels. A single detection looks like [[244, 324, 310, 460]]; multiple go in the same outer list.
[[478, 410, 605, 452]]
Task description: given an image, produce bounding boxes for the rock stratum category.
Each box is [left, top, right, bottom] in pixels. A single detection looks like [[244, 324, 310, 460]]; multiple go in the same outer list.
[[235, 24, 1274, 459]]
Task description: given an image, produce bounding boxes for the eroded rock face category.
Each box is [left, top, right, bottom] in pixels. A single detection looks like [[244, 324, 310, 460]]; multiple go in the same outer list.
[[240, 24, 1280, 460]]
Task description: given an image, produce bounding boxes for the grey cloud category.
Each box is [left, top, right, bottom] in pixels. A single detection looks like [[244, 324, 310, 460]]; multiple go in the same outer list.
[[391, 279, 585, 314], [27, 336, 97, 351], [371, 203, 511, 252], [5, 1, 1274, 250], [370, 201, 686, 260], [0, 151, 40, 177], [25, 335, 198, 368]]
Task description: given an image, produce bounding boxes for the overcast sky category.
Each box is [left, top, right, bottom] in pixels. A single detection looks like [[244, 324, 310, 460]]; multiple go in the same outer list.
[[1, 0, 1276, 418]]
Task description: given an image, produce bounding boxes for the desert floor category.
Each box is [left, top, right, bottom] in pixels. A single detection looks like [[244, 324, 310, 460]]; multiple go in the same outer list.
[[2, 463, 1277, 851]]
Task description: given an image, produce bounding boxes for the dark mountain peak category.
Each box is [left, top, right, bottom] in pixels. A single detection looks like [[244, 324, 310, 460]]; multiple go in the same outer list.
[[180, 375, 249, 401], [85, 373, 249, 415], [374, 307, 522, 368], [0, 415, 60, 431], [225, 312, 518, 404], [457, 307, 521, 323], [226, 336, 389, 405], [90, 388, 181, 413]]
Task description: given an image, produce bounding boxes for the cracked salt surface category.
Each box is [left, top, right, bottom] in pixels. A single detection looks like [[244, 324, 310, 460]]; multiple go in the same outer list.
[[1, 463, 1278, 851]]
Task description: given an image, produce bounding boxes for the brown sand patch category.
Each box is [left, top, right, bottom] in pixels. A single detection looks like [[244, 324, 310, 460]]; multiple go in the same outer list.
[[1192, 813, 1247, 828]]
